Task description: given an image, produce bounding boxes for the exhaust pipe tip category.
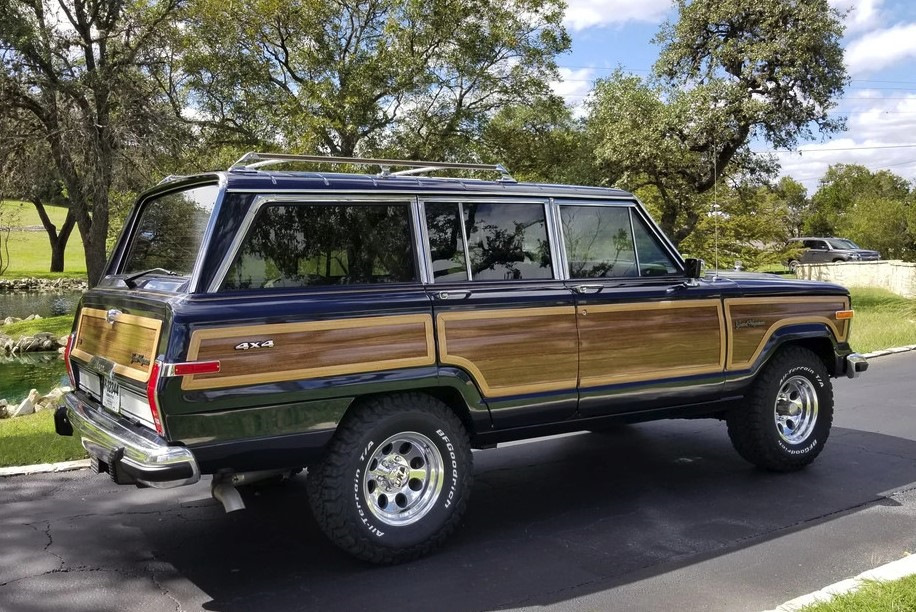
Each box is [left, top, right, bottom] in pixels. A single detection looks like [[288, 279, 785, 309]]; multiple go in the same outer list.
[[212, 481, 246, 513]]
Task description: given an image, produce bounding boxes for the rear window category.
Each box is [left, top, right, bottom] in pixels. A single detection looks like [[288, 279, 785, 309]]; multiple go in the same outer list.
[[122, 184, 219, 277], [221, 202, 416, 290]]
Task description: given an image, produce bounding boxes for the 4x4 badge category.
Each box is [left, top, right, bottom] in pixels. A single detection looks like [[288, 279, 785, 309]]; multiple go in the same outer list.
[[234, 340, 275, 351]]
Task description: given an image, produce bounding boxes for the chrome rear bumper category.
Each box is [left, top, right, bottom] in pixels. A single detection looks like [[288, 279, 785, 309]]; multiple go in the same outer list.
[[61, 392, 199, 488]]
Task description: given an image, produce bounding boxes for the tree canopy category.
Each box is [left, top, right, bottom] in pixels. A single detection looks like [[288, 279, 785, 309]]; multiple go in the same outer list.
[[587, 0, 847, 245]]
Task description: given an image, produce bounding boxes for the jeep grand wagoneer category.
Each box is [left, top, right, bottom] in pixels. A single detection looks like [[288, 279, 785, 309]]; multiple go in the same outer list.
[[56, 153, 868, 563]]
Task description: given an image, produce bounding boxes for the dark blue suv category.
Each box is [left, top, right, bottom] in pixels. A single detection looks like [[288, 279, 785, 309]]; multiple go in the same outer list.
[[56, 153, 868, 563]]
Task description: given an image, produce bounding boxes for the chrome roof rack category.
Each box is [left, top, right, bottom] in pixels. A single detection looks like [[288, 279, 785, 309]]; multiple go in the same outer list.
[[229, 152, 516, 183]]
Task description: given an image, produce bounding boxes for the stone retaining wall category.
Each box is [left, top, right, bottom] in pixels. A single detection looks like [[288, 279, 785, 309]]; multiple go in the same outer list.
[[796, 260, 916, 298], [0, 277, 87, 293]]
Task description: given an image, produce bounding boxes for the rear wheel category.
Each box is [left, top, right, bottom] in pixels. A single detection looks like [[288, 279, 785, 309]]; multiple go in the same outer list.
[[788, 259, 800, 273], [307, 393, 472, 564], [726, 346, 833, 472]]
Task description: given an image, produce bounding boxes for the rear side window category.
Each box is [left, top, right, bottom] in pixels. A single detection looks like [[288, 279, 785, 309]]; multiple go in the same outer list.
[[424, 201, 553, 282], [123, 184, 220, 277], [221, 202, 416, 290]]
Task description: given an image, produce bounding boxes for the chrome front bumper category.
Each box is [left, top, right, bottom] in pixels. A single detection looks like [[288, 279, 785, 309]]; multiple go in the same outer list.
[[62, 392, 200, 488], [845, 353, 869, 379]]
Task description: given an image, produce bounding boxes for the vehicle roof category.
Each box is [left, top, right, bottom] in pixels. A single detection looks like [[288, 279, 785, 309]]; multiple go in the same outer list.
[[158, 170, 637, 200]]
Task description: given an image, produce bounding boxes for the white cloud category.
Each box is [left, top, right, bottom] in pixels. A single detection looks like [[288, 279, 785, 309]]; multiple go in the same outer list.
[[845, 23, 916, 75], [774, 91, 916, 191], [550, 67, 595, 116], [563, 0, 671, 31], [829, 0, 883, 35]]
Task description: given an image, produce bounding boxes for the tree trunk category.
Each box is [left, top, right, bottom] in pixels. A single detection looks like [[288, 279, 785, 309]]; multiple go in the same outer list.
[[31, 199, 77, 273]]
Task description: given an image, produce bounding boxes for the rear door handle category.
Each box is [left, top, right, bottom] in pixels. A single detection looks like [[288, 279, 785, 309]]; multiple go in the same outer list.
[[436, 290, 471, 300], [572, 285, 602, 294]]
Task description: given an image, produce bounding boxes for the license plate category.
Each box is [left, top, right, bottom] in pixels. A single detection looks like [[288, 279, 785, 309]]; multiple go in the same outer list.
[[102, 378, 120, 413]]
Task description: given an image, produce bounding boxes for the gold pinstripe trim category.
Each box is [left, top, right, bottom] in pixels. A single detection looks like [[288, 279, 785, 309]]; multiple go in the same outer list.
[[436, 306, 578, 397], [577, 299, 726, 388], [724, 296, 850, 371], [182, 314, 436, 390]]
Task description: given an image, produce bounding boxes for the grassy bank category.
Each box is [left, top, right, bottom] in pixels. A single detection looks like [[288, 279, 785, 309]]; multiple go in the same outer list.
[[848, 288, 916, 354], [0, 409, 86, 467], [1, 315, 74, 339], [800, 573, 916, 611], [1, 200, 87, 279]]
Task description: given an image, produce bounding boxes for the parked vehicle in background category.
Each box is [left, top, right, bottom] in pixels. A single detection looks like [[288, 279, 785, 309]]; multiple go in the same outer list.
[[55, 153, 869, 564], [787, 237, 881, 271]]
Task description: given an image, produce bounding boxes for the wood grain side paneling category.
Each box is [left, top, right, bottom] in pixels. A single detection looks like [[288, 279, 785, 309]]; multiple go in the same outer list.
[[72, 308, 162, 382], [437, 307, 578, 397], [578, 300, 725, 388], [183, 314, 436, 390], [725, 296, 850, 370]]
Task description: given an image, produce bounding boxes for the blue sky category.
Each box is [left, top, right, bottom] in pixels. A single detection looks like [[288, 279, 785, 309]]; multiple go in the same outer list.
[[549, 0, 916, 193]]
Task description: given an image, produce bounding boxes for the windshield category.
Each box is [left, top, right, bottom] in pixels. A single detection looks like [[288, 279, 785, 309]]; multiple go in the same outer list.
[[827, 238, 860, 250], [122, 184, 220, 280]]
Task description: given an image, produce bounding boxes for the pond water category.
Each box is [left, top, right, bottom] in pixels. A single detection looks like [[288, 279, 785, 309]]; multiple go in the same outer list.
[[0, 290, 83, 319], [0, 353, 67, 404]]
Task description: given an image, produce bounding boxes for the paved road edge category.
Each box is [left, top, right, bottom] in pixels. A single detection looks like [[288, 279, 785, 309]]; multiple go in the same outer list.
[[766, 553, 916, 611], [0, 458, 90, 477]]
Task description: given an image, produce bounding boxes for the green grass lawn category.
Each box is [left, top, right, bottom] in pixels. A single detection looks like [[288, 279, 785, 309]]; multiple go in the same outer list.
[[1, 315, 74, 338], [1, 200, 87, 279], [800, 574, 916, 611], [0, 409, 86, 467], [848, 288, 916, 354]]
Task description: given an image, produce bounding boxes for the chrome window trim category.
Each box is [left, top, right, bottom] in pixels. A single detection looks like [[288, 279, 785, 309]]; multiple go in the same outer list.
[[412, 198, 432, 284], [547, 198, 568, 281], [628, 209, 641, 276], [418, 197, 555, 283], [207, 194, 417, 293]]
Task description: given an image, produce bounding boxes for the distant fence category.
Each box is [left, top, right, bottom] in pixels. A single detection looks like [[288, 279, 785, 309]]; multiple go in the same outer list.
[[796, 260, 916, 298]]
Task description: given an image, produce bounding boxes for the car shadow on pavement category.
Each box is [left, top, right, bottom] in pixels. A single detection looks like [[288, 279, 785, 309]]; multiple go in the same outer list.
[[130, 420, 916, 612]]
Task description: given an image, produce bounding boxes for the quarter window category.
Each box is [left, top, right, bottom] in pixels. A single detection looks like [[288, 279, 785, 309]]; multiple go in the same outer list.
[[632, 214, 679, 276], [221, 202, 416, 290]]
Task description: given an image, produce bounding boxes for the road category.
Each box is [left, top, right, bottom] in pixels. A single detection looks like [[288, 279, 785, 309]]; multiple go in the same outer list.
[[2, 352, 915, 612]]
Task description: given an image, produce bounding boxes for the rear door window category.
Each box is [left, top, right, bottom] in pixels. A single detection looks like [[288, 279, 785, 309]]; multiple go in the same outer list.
[[221, 202, 416, 290], [424, 201, 553, 282]]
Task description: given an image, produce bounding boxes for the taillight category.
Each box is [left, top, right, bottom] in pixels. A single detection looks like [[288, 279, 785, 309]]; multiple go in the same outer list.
[[172, 360, 221, 376], [63, 333, 76, 387], [146, 360, 165, 436]]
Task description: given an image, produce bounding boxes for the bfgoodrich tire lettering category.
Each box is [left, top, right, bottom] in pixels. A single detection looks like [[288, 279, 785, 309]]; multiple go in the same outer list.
[[307, 393, 472, 564], [726, 346, 834, 472]]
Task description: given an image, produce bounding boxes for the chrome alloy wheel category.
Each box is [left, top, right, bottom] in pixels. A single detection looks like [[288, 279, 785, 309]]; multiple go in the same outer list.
[[774, 375, 819, 444], [362, 432, 444, 526]]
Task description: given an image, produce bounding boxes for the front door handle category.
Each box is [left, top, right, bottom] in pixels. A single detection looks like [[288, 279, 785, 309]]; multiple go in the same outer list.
[[436, 290, 471, 300], [572, 285, 602, 294]]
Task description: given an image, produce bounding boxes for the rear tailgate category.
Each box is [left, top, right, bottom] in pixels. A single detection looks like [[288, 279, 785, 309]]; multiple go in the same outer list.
[[69, 295, 172, 432]]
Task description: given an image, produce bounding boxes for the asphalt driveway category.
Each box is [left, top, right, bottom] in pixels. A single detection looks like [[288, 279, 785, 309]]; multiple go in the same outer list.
[[1, 352, 915, 612]]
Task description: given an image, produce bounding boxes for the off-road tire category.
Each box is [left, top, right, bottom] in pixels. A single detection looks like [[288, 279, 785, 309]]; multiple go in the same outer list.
[[307, 393, 472, 564], [726, 346, 833, 472]]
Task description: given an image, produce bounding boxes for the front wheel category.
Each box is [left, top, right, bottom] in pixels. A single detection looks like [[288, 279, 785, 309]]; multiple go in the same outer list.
[[307, 393, 472, 564], [726, 346, 833, 472]]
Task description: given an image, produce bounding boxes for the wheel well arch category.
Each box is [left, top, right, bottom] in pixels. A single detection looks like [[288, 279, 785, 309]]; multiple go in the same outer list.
[[769, 335, 838, 376], [339, 387, 484, 439]]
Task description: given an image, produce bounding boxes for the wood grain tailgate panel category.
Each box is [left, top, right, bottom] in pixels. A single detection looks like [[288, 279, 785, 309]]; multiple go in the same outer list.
[[72, 307, 162, 382]]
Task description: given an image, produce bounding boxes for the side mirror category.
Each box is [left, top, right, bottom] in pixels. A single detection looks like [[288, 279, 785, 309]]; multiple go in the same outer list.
[[684, 258, 703, 279]]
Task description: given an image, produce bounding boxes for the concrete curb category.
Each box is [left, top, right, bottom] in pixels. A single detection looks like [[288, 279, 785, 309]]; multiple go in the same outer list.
[[765, 553, 916, 611], [0, 458, 90, 477], [863, 345, 916, 359]]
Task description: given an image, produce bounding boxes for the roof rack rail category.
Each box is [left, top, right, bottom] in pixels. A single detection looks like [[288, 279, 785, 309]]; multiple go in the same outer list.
[[229, 152, 516, 183]]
